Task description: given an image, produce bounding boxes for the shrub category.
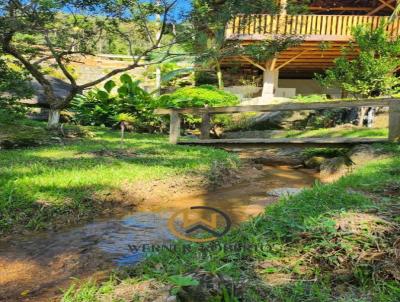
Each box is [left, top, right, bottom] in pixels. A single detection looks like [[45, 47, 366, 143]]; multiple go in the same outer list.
[[70, 74, 164, 132], [157, 85, 239, 129], [292, 94, 329, 103], [157, 85, 238, 108], [317, 25, 400, 97]]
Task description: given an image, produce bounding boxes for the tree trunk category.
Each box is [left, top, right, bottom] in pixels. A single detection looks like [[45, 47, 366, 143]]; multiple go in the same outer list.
[[216, 62, 224, 89], [155, 66, 161, 96], [120, 122, 125, 145], [47, 109, 61, 129]]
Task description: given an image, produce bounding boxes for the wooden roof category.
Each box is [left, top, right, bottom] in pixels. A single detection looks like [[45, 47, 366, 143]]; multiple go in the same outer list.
[[223, 12, 400, 77], [296, 0, 395, 16], [221, 41, 355, 75]]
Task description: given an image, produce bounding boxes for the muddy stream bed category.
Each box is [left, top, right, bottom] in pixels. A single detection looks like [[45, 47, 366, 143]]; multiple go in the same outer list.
[[0, 164, 318, 302]]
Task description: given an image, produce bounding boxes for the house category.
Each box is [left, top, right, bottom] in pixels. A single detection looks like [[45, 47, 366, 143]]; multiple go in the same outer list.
[[222, 0, 399, 103]]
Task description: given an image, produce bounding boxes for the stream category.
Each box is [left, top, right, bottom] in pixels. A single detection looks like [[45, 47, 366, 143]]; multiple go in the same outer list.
[[0, 165, 318, 302]]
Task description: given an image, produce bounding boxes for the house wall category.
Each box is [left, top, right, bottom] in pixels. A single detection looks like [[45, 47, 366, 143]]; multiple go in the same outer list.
[[279, 79, 342, 98], [226, 79, 342, 102]]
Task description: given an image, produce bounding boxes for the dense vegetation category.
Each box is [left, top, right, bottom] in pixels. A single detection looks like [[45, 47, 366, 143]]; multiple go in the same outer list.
[[317, 25, 400, 98], [71, 74, 164, 132], [0, 55, 32, 118], [158, 85, 238, 108]]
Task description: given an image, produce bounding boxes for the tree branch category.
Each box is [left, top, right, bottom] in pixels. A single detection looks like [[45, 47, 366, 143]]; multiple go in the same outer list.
[[44, 33, 77, 87], [2, 32, 58, 106]]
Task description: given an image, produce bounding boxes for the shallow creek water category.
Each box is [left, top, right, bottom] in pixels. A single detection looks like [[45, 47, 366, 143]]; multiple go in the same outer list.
[[0, 165, 318, 301]]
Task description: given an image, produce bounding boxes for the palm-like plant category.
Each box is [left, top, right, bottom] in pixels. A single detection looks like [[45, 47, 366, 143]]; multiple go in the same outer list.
[[115, 113, 136, 145], [390, 1, 400, 21]]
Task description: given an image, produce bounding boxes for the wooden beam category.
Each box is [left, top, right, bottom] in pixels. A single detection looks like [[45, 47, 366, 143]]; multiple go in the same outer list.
[[155, 99, 394, 115], [368, 0, 395, 15], [309, 7, 376, 12], [389, 101, 400, 141], [169, 111, 181, 144], [378, 0, 396, 10], [239, 56, 266, 71], [200, 110, 211, 140], [179, 138, 387, 145], [275, 50, 308, 70]]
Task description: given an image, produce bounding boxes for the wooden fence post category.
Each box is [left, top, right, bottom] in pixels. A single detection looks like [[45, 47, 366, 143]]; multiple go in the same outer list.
[[389, 101, 400, 142], [200, 110, 211, 140], [169, 110, 181, 144]]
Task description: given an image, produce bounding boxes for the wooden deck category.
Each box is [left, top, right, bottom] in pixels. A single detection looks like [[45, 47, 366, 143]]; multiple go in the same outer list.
[[225, 14, 400, 41], [223, 14, 400, 73]]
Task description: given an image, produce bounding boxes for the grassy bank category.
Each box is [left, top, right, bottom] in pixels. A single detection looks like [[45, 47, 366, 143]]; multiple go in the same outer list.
[[0, 123, 237, 233], [280, 127, 388, 139], [0, 118, 91, 149], [65, 143, 400, 302]]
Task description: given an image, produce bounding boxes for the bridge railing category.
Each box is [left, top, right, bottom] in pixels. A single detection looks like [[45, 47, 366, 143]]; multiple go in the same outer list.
[[154, 98, 400, 144], [225, 14, 400, 41]]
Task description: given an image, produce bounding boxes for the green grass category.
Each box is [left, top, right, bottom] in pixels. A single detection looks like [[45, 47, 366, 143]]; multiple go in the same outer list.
[[66, 143, 400, 301], [0, 126, 237, 233], [276, 127, 388, 139], [0, 118, 90, 148], [290, 95, 393, 104]]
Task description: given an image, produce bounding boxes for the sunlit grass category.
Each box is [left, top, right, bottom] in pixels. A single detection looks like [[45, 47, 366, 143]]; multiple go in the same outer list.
[[0, 128, 237, 232], [276, 127, 388, 138]]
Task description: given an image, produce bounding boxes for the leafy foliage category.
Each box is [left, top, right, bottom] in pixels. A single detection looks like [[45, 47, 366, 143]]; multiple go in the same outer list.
[[0, 0, 182, 127], [317, 25, 400, 97], [71, 74, 162, 132], [291, 94, 329, 103], [115, 113, 135, 124], [158, 85, 238, 108], [0, 56, 32, 118], [143, 62, 194, 88], [189, 0, 302, 88], [157, 85, 239, 129]]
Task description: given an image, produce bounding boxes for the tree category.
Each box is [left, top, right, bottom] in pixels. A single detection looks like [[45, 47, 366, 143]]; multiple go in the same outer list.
[[189, 0, 301, 89], [0, 0, 183, 128], [390, 1, 400, 21], [318, 25, 400, 98], [317, 25, 400, 125]]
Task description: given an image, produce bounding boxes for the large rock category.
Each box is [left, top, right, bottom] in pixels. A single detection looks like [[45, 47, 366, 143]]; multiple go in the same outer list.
[[304, 156, 326, 169], [23, 76, 72, 107], [267, 187, 303, 197], [320, 156, 350, 182], [348, 145, 381, 166], [320, 145, 386, 182]]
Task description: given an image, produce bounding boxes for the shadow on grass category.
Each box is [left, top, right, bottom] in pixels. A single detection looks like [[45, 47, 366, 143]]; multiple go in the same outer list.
[[0, 132, 237, 234]]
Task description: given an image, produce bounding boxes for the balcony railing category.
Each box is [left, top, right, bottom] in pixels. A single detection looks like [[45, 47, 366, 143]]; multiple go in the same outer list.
[[225, 14, 400, 41]]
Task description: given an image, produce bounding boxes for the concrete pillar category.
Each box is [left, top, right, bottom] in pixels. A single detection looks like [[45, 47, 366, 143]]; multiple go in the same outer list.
[[262, 69, 279, 101]]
